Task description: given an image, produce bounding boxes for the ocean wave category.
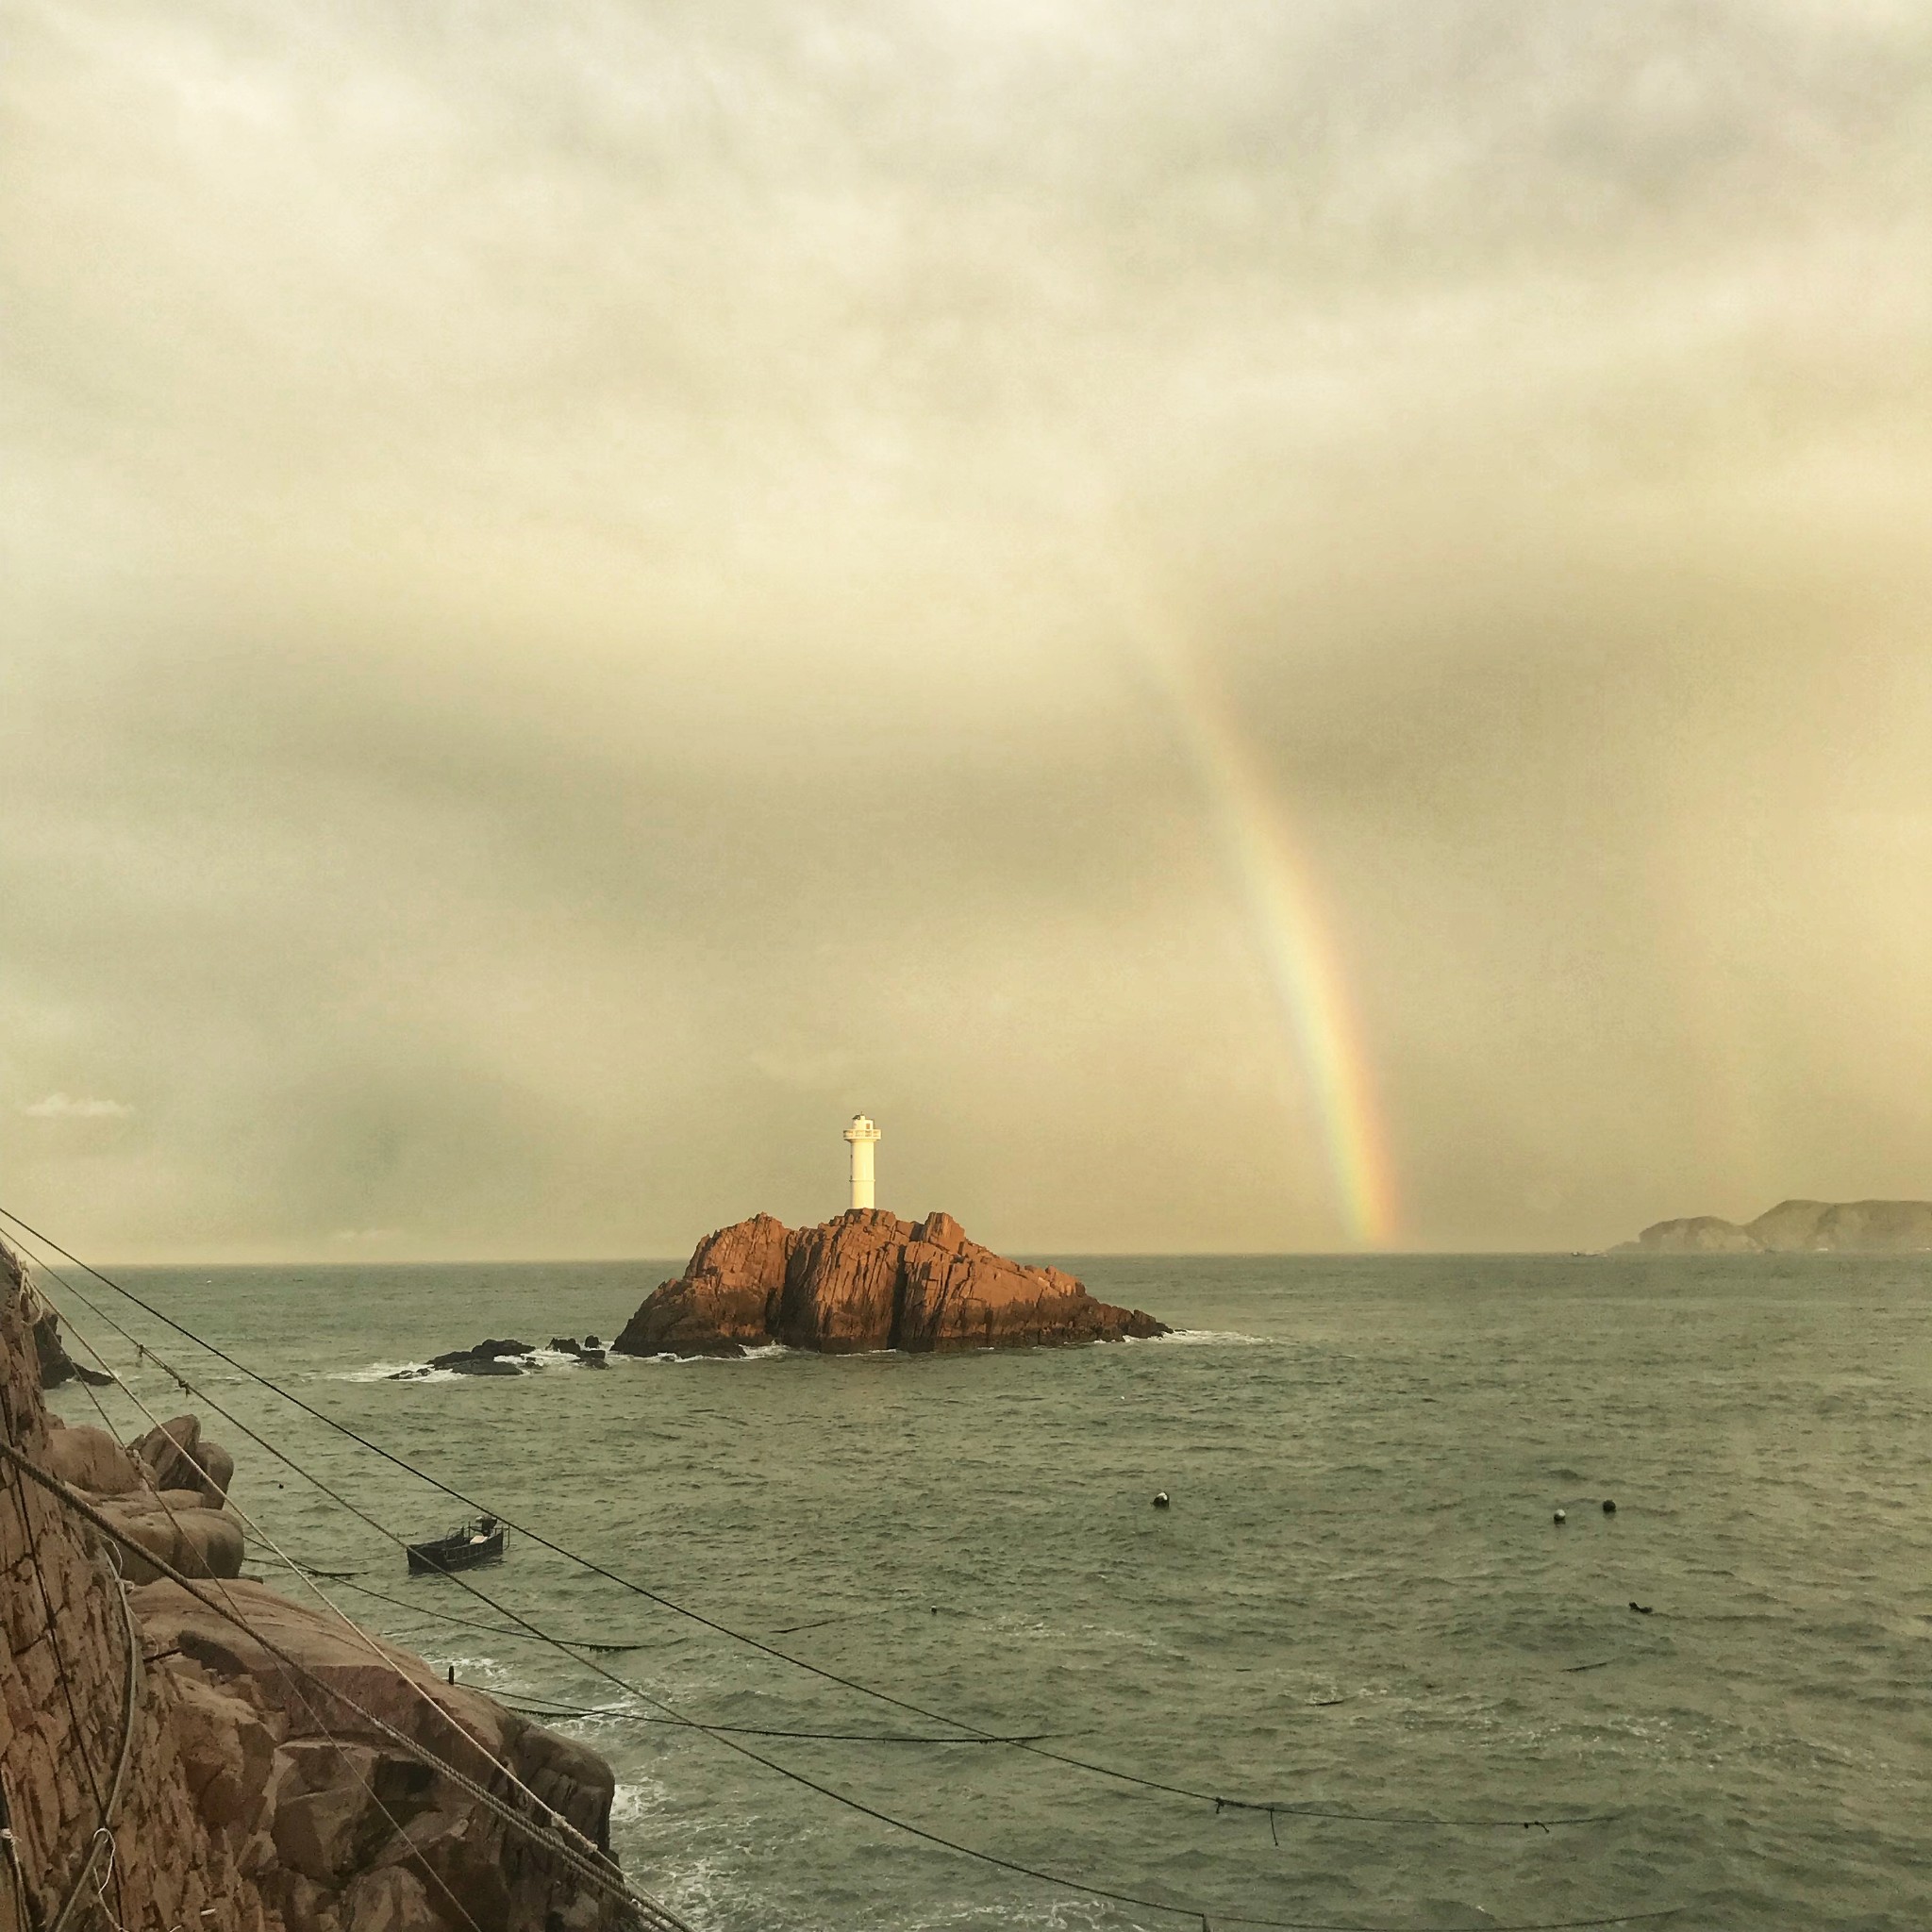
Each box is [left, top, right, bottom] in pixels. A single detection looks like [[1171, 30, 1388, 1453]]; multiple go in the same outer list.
[[622, 1343, 791, 1365], [332, 1361, 454, 1383], [1133, 1327, 1276, 1346], [610, 1776, 673, 1827], [335, 1346, 623, 1382]]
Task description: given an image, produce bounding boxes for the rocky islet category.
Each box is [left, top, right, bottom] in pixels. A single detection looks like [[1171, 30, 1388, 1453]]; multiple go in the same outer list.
[[390, 1336, 608, 1379], [611, 1207, 1169, 1357]]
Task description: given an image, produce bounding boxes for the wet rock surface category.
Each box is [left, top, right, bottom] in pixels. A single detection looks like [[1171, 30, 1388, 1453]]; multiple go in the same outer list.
[[391, 1338, 607, 1380], [613, 1208, 1170, 1357]]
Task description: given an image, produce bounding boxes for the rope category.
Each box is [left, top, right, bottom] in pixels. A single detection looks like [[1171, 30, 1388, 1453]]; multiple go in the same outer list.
[[317, 1575, 649, 1651], [20, 1259, 1035, 1766], [1, 1384, 128, 1932], [44, 1552, 139, 1932], [495, 1691, 1058, 1745], [12, 1382, 500, 1932], [0, 1208, 1617, 1834], [25, 1285, 690, 1932], [0, 1444, 694, 1932], [0, 1774, 31, 1932], [44, 1295, 597, 1855], [39, 1298, 497, 1932], [5, 1221, 1687, 1931], [18, 1260, 1024, 1765]]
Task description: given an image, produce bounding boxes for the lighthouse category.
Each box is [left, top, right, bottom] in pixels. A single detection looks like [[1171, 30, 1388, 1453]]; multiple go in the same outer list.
[[842, 1113, 881, 1210]]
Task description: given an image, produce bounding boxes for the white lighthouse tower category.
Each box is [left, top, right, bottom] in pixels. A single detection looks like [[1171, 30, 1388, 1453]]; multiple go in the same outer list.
[[842, 1113, 881, 1210]]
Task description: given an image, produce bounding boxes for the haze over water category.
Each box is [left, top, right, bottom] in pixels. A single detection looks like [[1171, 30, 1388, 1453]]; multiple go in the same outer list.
[[44, 1253, 1931, 1932]]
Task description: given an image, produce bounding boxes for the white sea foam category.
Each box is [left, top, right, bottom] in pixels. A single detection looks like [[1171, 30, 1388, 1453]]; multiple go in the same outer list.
[[335, 1346, 619, 1382], [623, 1342, 791, 1365], [1132, 1327, 1275, 1346], [609, 1776, 672, 1827]]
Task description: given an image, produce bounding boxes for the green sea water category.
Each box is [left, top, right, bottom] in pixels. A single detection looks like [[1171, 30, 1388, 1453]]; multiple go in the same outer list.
[[38, 1253, 1932, 1932]]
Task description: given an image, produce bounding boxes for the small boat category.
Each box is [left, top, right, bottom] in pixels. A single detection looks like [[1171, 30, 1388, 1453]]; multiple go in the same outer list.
[[407, 1515, 507, 1575]]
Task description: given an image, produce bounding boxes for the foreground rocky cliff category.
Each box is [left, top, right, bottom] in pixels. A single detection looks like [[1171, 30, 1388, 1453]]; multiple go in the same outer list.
[[613, 1208, 1168, 1357], [0, 1241, 635, 1932], [1617, 1197, 1932, 1254]]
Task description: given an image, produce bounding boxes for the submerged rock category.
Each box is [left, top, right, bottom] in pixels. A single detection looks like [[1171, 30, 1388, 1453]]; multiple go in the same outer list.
[[428, 1337, 534, 1370], [393, 1335, 612, 1379], [612, 1208, 1170, 1358]]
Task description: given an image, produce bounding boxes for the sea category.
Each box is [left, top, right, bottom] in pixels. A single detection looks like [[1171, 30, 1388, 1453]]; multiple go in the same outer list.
[[37, 1253, 1932, 1932]]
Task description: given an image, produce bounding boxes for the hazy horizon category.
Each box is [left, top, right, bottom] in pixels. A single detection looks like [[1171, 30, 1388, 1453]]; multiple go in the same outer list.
[[7, 4, 1930, 1263]]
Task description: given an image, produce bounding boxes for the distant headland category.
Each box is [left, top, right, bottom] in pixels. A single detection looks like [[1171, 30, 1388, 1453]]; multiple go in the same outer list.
[[1613, 1198, 1932, 1255], [612, 1208, 1170, 1357]]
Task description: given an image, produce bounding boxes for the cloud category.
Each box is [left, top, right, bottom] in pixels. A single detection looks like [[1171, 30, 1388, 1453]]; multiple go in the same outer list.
[[1, 3, 1928, 1256], [20, 1093, 136, 1120]]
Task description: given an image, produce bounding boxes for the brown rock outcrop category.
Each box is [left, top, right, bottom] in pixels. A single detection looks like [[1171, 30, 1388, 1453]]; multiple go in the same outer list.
[[131, 1411, 236, 1505], [42, 1419, 145, 1496], [613, 1208, 1169, 1357], [0, 1239, 640, 1932], [37, 1418, 245, 1581], [25, 1293, 114, 1389], [138, 1580, 621, 1932]]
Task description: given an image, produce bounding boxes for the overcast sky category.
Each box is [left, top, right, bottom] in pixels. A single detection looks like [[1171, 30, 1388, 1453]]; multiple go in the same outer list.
[[5, 1, 1929, 1260]]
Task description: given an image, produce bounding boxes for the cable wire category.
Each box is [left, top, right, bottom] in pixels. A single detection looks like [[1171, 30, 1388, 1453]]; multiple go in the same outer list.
[[28, 1277, 692, 1932], [0, 1383, 127, 1932], [0, 1440, 692, 1932], [318, 1574, 650, 1651], [25, 1304, 499, 1932], [43, 1536, 139, 1932], [7, 1218, 1686, 1932], [0, 1207, 1619, 1835]]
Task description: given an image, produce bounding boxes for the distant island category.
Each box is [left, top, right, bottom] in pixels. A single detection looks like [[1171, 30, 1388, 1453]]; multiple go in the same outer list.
[[612, 1208, 1170, 1357], [1614, 1198, 1932, 1254]]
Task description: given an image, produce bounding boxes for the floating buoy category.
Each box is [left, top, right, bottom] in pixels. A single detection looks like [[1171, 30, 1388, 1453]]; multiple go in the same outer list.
[[1153, 1491, 1171, 1509], [1554, 1508, 1567, 1524], [1602, 1498, 1617, 1514]]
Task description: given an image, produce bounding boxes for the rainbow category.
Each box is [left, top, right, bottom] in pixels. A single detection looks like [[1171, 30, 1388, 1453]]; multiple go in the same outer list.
[[1122, 609, 1400, 1247]]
